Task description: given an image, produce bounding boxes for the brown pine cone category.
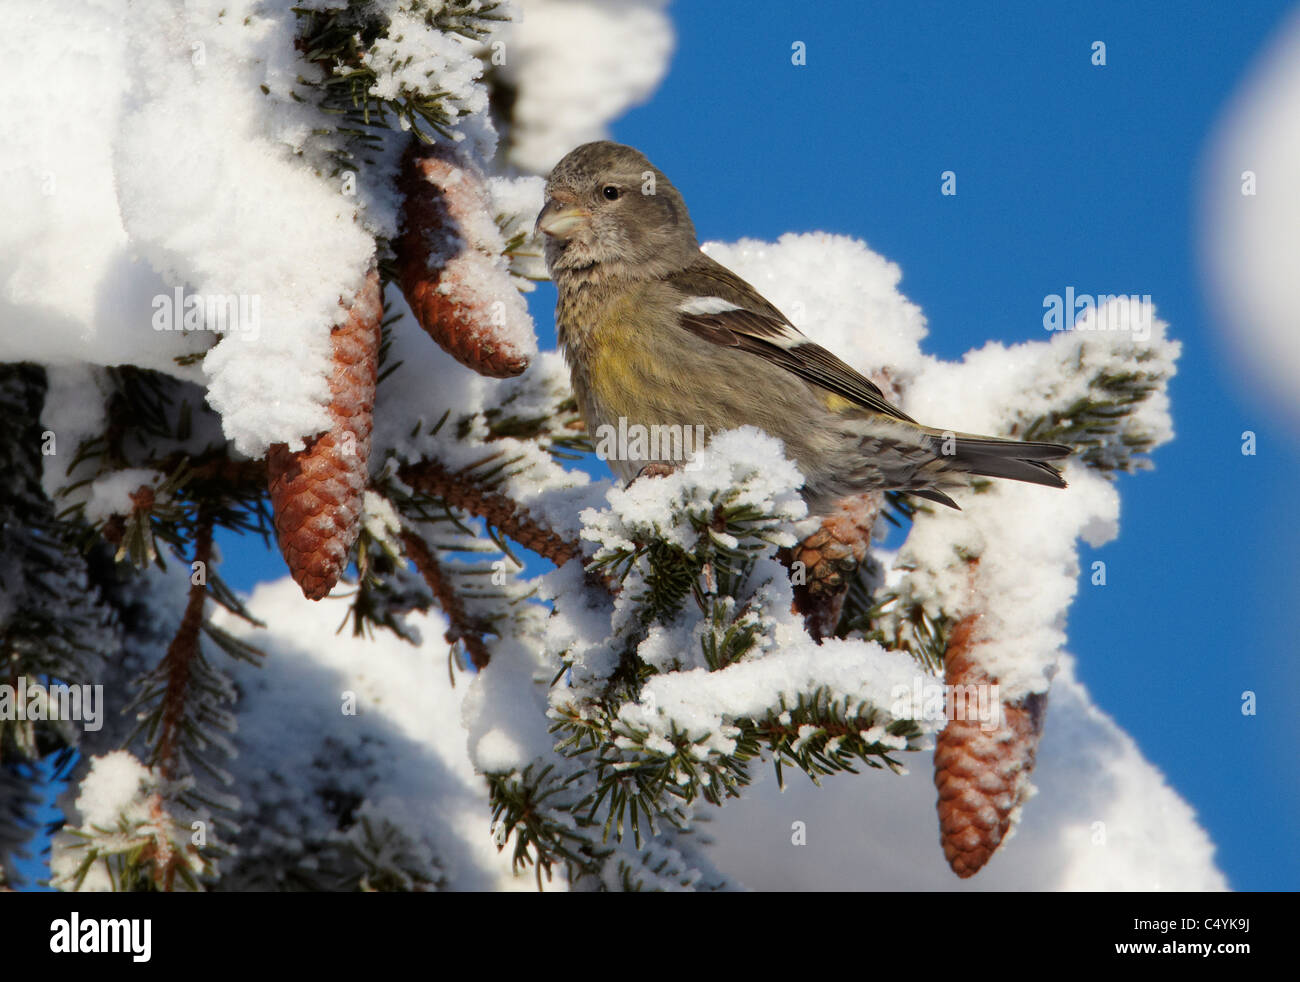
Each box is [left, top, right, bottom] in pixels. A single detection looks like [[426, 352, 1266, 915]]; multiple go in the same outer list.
[[787, 371, 900, 640], [267, 270, 383, 600], [789, 493, 881, 640], [395, 143, 533, 378], [934, 612, 1048, 877]]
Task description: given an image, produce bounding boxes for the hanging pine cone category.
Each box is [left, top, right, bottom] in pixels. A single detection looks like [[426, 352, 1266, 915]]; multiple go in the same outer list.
[[933, 611, 1048, 877], [267, 270, 383, 601], [788, 493, 881, 640], [787, 371, 899, 640], [395, 143, 534, 378]]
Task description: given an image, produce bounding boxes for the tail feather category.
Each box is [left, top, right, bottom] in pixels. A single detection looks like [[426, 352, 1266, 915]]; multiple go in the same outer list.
[[907, 487, 961, 509], [950, 435, 1070, 490], [859, 427, 1072, 510], [958, 451, 1067, 489], [948, 435, 1071, 463]]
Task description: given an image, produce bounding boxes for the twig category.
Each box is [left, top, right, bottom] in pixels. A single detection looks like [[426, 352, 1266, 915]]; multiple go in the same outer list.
[[400, 529, 492, 669], [154, 511, 213, 779], [398, 458, 581, 568]]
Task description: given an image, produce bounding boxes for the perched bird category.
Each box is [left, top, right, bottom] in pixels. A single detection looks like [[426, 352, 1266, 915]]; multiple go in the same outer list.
[[537, 141, 1070, 515]]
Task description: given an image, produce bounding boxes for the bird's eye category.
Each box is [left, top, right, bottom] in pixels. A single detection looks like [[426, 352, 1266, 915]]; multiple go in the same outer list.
[[602, 185, 620, 201]]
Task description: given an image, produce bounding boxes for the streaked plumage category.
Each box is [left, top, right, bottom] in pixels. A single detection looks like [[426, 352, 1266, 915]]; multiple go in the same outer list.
[[538, 141, 1070, 515]]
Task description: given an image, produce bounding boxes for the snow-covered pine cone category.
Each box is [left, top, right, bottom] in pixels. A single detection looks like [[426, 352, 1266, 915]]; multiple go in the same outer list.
[[267, 269, 382, 601], [789, 493, 881, 640], [934, 612, 1047, 877], [395, 143, 534, 379]]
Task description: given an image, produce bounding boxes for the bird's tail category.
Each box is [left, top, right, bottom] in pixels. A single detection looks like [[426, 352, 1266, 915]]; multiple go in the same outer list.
[[949, 434, 1071, 487], [911, 431, 1072, 509]]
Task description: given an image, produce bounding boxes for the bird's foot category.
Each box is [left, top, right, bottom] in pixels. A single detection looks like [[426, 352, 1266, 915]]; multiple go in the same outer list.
[[628, 462, 676, 486]]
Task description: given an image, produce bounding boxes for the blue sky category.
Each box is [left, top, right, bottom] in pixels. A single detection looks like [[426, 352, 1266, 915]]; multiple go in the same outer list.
[[603, 0, 1297, 889], [19, 2, 1295, 890]]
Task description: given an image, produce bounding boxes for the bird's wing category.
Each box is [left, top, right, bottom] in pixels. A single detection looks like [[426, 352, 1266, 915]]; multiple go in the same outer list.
[[666, 254, 917, 424]]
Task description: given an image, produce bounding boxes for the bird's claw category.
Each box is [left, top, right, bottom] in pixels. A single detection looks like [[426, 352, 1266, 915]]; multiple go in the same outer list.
[[628, 462, 676, 486]]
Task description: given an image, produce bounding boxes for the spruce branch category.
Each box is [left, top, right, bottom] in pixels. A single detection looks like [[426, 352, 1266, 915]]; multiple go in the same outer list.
[[399, 528, 492, 668], [123, 510, 259, 828], [292, 0, 507, 147], [585, 493, 795, 624], [398, 458, 582, 568], [53, 367, 273, 565], [1015, 360, 1171, 475], [486, 764, 604, 889], [754, 689, 921, 788], [153, 512, 213, 781], [0, 364, 107, 763], [846, 588, 952, 675], [52, 761, 210, 893], [346, 509, 431, 644], [97, 470, 182, 569], [549, 684, 920, 854], [337, 814, 442, 892], [0, 761, 43, 887], [220, 809, 444, 892], [525, 460, 924, 867]]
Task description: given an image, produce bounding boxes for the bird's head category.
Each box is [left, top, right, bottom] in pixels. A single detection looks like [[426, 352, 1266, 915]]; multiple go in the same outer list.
[[537, 141, 699, 279]]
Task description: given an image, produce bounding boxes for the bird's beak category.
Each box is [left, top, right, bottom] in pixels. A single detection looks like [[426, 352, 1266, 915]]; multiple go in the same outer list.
[[536, 197, 590, 240]]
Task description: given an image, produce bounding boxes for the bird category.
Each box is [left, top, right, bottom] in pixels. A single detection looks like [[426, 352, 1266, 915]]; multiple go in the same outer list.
[[536, 141, 1070, 516]]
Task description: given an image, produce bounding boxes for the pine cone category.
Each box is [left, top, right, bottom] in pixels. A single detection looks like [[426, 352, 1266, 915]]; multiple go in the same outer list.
[[789, 493, 881, 640], [395, 143, 533, 378], [934, 612, 1047, 877], [267, 270, 382, 600], [787, 371, 899, 640]]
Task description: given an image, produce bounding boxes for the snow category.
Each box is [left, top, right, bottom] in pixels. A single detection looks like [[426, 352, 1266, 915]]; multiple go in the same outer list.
[[581, 427, 807, 556], [702, 656, 1226, 891], [210, 576, 532, 891], [525, 430, 811, 707], [894, 299, 1178, 699], [462, 634, 559, 775], [500, 0, 675, 173], [83, 469, 162, 524], [50, 750, 209, 893], [38, 364, 112, 506], [0, 0, 524, 460], [907, 298, 1176, 449], [621, 641, 938, 758], [0, 1, 188, 378], [116, 0, 384, 458], [361, 8, 490, 117], [360, 489, 404, 543], [67, 751, 155, 831]]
